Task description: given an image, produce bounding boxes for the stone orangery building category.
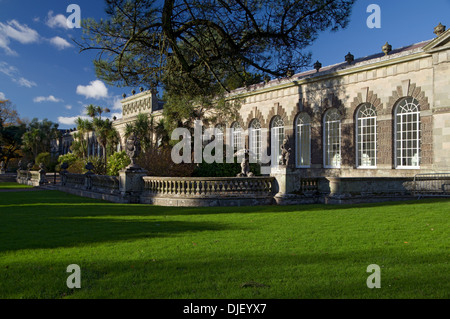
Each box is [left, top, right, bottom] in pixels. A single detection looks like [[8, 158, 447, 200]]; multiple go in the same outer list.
[[56, 24, 449, 203]]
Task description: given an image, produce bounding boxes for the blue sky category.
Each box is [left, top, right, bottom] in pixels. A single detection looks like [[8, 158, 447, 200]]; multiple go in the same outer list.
[[0, 0, 449, 129]]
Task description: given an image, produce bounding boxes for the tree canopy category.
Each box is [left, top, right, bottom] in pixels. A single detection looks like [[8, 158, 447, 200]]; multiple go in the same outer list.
[[78, 0, 355, 128], [0, 100, 20, 127]]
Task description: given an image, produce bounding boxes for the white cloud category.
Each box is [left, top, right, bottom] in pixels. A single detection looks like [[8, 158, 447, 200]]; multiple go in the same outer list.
[[0, 92, 6, 100], [76, 80, 109, 100], [1, 20, 39, 44], [0, 34, 16, 56], [46, 11, 69, 29], [33, 95, 63, 103], [0, 20, 39, 55], [57, 116, 80, 126], [112, 95, 123, 110], [49, 36, 73, 50], [0, 61, 37, 88], [0, 61, 18, 77], [65, 105, 72, 110], [57, 115, 90, 126], [14, 77, 37, 88]]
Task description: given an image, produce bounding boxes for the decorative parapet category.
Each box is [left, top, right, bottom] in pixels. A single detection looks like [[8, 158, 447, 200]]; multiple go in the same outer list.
[[90, 175, 120, 194], [141, 176, 275, 206], [143, 176, 274, 197], [16, 169, 47, 186]]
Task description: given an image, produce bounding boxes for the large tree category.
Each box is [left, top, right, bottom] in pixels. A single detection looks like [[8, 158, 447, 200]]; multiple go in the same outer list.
[[0, 100, 20, 127], [0, 124, 26, 169], [78, 0, 355, 127], [21, 118, 60, 161]]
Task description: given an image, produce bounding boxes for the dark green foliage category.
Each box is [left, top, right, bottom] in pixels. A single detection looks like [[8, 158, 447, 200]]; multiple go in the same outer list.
[[78, 0, 356, 129], [107, 151, 131, 176], [192, 160, 260, 177], [35, 152, 58, 172], [21, 118, 60, 161]]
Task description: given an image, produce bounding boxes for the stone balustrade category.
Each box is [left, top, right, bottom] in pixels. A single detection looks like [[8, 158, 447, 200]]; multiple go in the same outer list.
[[16, 169, 47, 186], [90, 175, 120, 194], [300, 178, 319, 194], [141, 176, 275, 206], [63, 173, 86, 189]]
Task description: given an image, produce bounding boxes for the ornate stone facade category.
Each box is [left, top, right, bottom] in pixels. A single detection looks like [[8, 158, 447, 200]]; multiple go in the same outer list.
[[59, 26, 450, 187]]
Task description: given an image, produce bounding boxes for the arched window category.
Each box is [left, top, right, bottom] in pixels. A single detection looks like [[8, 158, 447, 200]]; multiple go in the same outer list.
[[356, 104, 377, 168], [323, 109, 341, 168], [271, 116, 285, 167], [249, 119, 262, 163], [231, 122, 243, 153], [214, 124, 224, 146], [395, 97, 421, 168], [296, 113, 311, 168]]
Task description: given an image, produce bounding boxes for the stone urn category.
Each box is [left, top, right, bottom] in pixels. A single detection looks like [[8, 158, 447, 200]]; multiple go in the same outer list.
[[125, 134, 142, 171]]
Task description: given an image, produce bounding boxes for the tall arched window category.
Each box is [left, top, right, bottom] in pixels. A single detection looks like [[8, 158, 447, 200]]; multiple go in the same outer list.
[[249, 119, 261, 163], [271, 116, 285, 167], [395, 97, 421, 168], [356, 103, 377, 168], [296, 113, 311, 168], [231, 122, 243, 153], [323, 109, 341, 168], [215, 124, 224, 146]]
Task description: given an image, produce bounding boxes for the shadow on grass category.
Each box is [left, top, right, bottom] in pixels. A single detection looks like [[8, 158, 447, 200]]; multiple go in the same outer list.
[[0, 190, 448, 253], [0, 213, 232, 253], [0, 249, 448, 299]]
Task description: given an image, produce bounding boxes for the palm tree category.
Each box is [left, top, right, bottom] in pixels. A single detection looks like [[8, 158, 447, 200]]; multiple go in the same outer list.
[[85, 104, 98, 119], [124, 113, 153, 152], [73, 118, 93, 158], [92, 118, 117, 174]]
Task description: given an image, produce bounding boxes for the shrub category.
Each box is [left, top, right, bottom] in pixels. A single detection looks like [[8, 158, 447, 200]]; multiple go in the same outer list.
[[192, 156, 261, 177], [136, 146, 196, 177], [85, 156, 106, 175], [107, 151, 130, 176], [35, 152, 58, 172], [57, 153, 78, 166], [57, 153, 83, 173], [56, 154, 106, 175]]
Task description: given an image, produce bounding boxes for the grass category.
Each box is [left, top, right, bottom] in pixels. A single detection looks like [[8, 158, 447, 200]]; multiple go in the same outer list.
[[0, 182, 33, 189], [0, 188, 448, 299]]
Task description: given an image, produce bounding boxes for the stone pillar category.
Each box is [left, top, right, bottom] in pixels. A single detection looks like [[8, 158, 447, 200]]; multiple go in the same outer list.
[[0, 161, 5, 174], [38, 163, 47, 185], [119, 133, 147, 203], [119, 168, 147, 203], [271, 166, 298, 204], [60, 162, 69, 186], [325, 177, 342, 204]]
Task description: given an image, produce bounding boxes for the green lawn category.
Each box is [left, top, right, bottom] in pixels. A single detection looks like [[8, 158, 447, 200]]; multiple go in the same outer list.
[[0, 189, 448, 299], [0, 182, 33, 189]]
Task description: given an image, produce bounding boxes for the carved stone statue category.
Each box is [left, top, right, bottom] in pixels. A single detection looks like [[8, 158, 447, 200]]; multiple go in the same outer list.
[[280, 138, 291, 166], [125, 133, 142, 170], [236, 149, 254, 177]]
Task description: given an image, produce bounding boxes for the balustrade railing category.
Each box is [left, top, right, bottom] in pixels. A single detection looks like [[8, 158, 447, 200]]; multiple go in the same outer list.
[[300, 178, 319, 194], [143, 176, 274, 197], [90, 175, 120, 193], [412, 173, 450, 197]]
